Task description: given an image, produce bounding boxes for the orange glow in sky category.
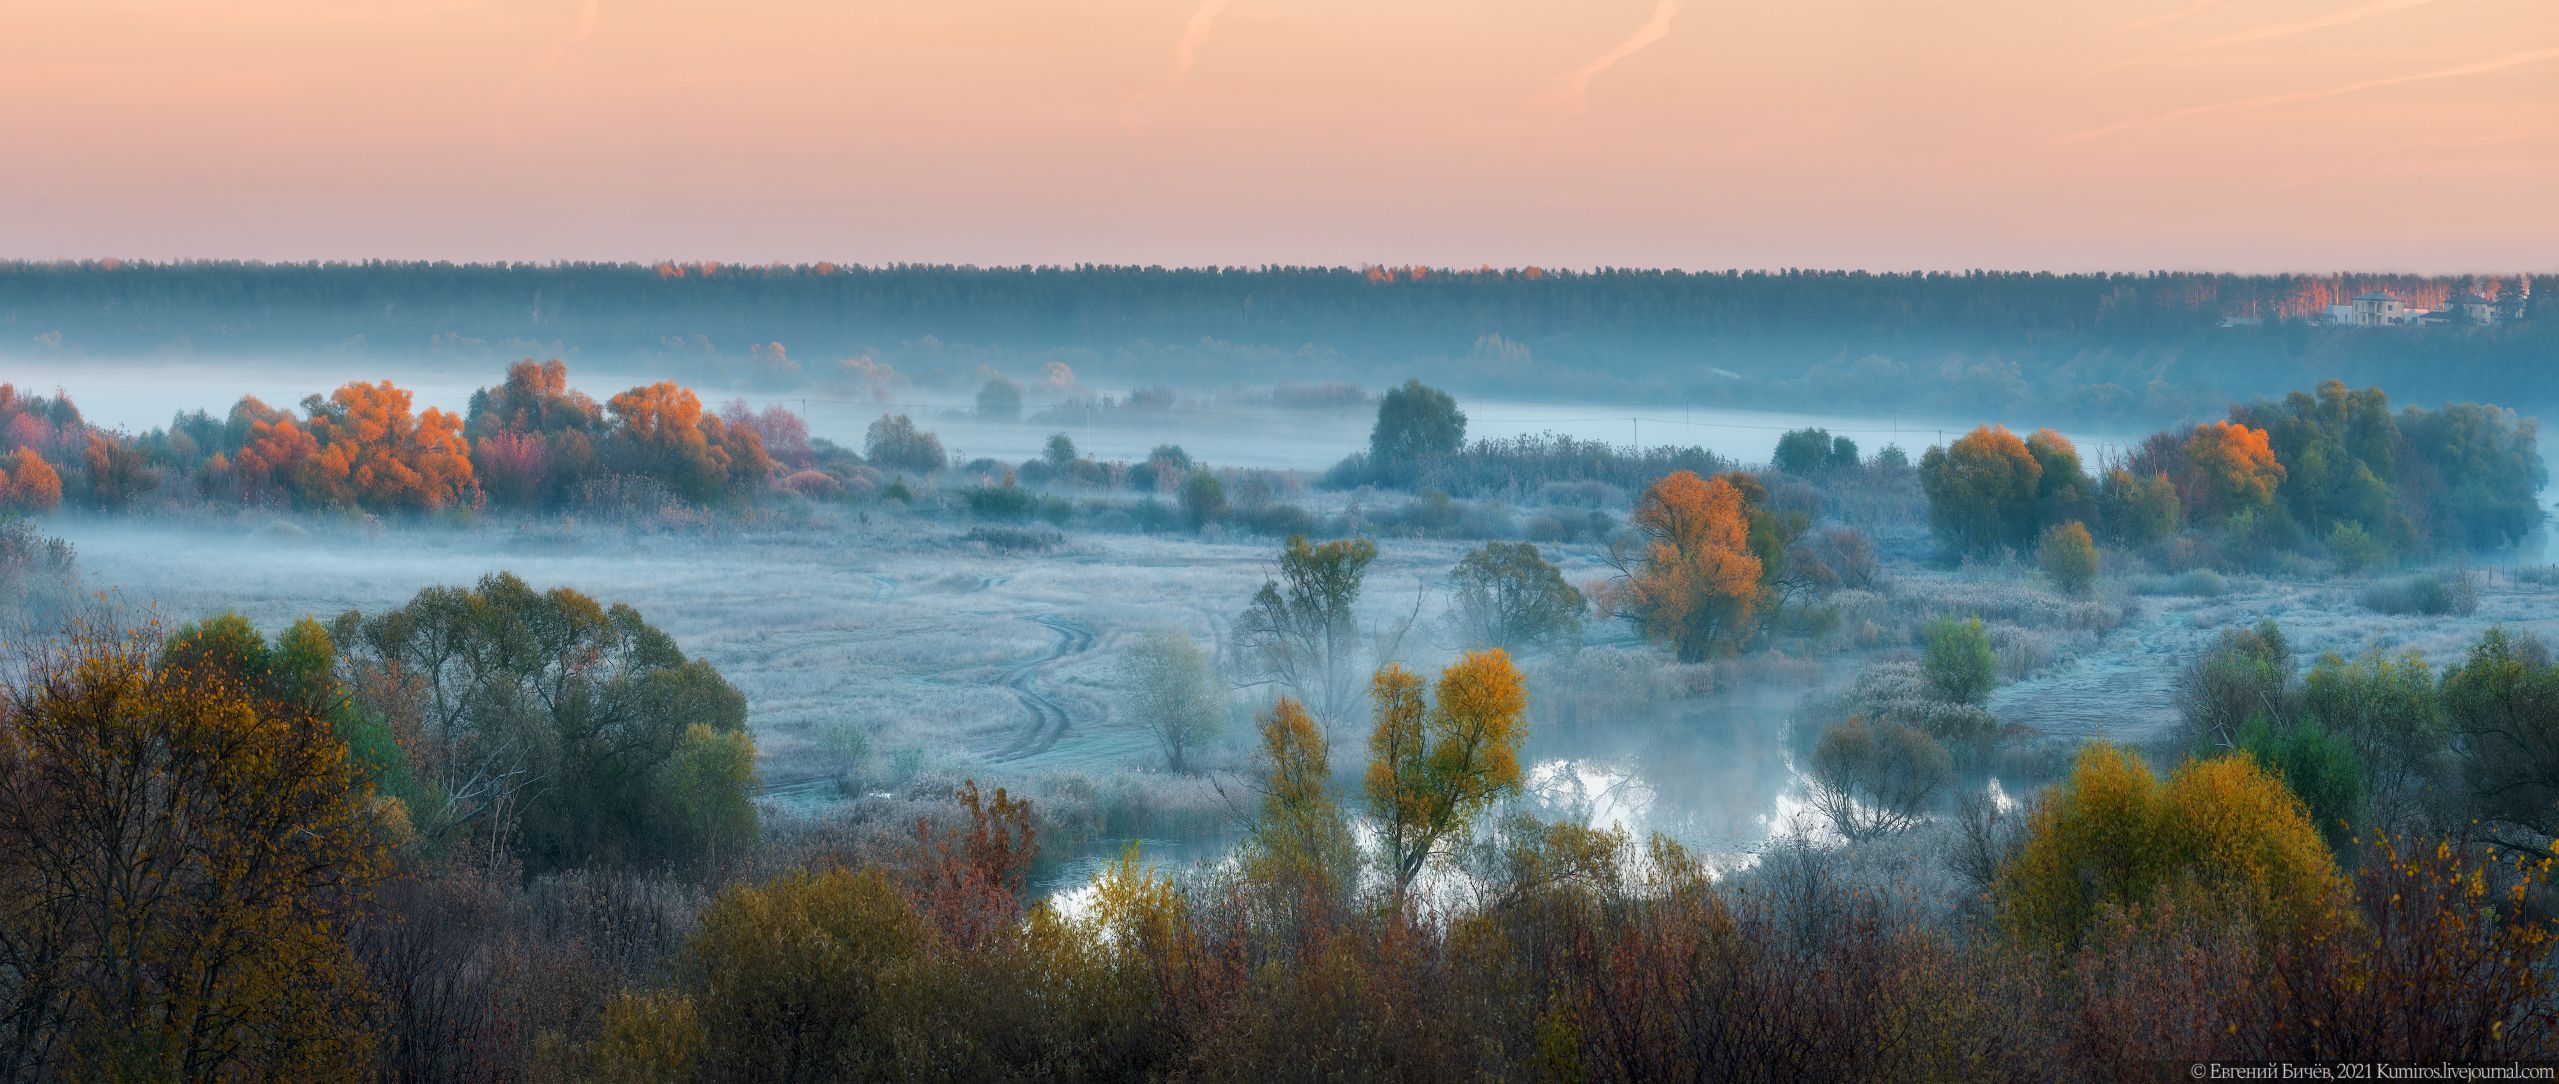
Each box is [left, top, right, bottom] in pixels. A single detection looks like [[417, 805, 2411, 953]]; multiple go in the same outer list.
[[5, 0, 2553, 270]]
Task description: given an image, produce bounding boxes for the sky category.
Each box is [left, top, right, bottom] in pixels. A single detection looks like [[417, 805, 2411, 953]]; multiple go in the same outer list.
[[4, 0, 2554, 271]]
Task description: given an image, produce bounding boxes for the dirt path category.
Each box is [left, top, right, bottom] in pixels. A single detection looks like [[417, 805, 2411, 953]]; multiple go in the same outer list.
[[983, 615, 1099, 765]]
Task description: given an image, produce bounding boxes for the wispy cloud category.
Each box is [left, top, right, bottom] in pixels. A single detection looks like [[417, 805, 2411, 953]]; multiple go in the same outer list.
[[2061, 46, 2559, 144], [2194, 0, 2440, 48], [506, 0, 600, 101], [1540, 0, 1680, 118], [1122, 0, 1230, 131]]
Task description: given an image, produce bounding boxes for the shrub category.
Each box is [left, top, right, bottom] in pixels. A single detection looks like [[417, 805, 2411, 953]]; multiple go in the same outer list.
[[2037, 521, 2098, 596], [964, 526, 1061, 553], [962, 483, 1034, 520], [1996, 743, 2349, 953], [2177, 621, 2291, 751], [2328, 521, 2391, 574], [2359, 569, 2478, 616], [1807, 716, 1951, 839], [2236, 717, 2366, 855], [1920, 616, 1997, 705]]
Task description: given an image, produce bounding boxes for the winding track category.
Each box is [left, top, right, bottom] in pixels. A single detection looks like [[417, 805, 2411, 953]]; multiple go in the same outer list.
[[983, 615, 1097, 766]]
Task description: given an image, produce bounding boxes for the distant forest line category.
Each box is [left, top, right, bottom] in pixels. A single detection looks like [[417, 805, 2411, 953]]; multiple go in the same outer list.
[[2, 262, 2552, 423]]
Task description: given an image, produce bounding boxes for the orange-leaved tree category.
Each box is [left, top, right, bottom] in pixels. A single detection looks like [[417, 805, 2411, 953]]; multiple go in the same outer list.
[[296, 381, 476, 511], [1919, 424, 2044, 556], [1365, 649, 1529, 902], [605, 381, 777, 505], [2181, 421, 2287, 525], [0, 448, 61, 512], [1608, 471, 1763, 662]]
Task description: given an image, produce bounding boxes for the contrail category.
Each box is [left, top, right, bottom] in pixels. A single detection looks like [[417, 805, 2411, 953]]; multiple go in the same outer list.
[[1123, 0, 1231, 131], [2061, 46, 2559, 144], [1541, 0, 1680, 118], [506, 0, 600, 100], [2195, 0, 2440, 48]]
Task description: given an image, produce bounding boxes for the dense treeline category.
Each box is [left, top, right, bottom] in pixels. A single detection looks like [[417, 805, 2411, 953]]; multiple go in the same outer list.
[[1916, 381, 2545, 568], [5, 262, 2552, 414]]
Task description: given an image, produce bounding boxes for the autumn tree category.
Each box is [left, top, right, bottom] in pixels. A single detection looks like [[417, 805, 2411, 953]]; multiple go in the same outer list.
[[0, 624, 389, 1079], [1230, 535, 1379, 731], [1364, 650, 1529, 902], [1448, 541, 1587, 655], [1996, 743, 2349, 953], [1241, 697, 1358, 915], [294, 380, 476, 511], [2181, 420, 2286, 526], [1607, 471, 1763, 662], [1919, 425, 2042, 556], [0, 448, 60, 512], [2038, 520, 2099, 596], [1119, 628, 1226, 771], [605, 381, 776, 505]]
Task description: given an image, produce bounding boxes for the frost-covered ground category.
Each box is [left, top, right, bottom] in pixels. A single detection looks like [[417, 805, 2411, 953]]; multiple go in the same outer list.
[[1991, 570, 2559, 750], [50, 515, 1509, 787]]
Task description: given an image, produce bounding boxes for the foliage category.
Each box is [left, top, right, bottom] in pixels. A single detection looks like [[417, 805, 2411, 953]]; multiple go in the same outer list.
[[1366, 378, 1466, 483], [331, 572, 754, 874], [2037, 520, 2098, 596], [1229, 535, 1378, 729], [1241, 697, 1357, 915], [1806, 716, 1950, 839], [2177, 620, 2291, 751], [2179, 421, 2287, 525], [2236, 716, 2366, 854], [1918, 424, 2042, 556], [975, 375, 1022, 420], [603, 381, 776, 506], [2095, 468, 2181, 548], [1606, 471, 1763, 662], [1771, 427, 1858, 474], [1179, 468, 1226, 531], [1447, 541, 1586, 655], [1364, 650, 1529, 900], [1919, 615, 1997, 706], [2440, 628, 2559, 854], [864, 413, 947, 474], [0, 448, 61, 512], [1118, 629, 1225, 772], [2359, 568, 2478, 616], [1997, 743, 2349, 953], [2299, 649, 2446, 835], [0, 624, 390, 1079]]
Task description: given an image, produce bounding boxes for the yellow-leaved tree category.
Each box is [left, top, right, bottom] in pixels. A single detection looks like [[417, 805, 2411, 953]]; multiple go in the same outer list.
[[1997, 742, 2349, 954], [0, 624, 390, 1079], [1365, 649, 1530, 902]]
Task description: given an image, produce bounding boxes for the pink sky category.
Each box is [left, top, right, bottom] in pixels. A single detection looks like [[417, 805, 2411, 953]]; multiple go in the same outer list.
[[4, 0, 2553, 270]]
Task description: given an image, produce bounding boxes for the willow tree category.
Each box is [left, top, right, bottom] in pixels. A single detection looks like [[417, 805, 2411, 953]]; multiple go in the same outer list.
[[1365, 650, 1529, 902], [1607, 471, 1763, 662]]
